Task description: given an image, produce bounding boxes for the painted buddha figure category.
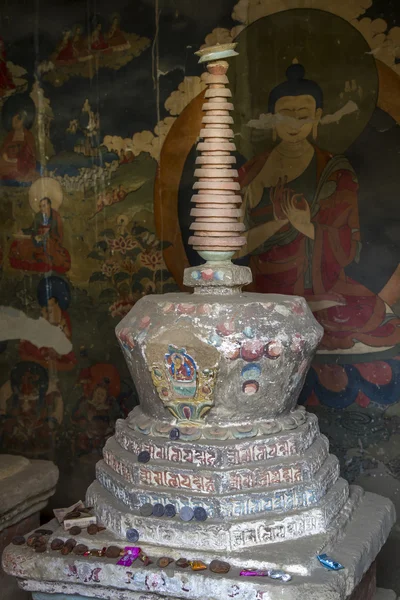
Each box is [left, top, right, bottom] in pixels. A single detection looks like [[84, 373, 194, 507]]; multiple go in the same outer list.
[[238, 64, 400, 407]]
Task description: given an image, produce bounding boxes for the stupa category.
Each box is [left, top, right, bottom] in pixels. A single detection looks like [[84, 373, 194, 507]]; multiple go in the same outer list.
[[2, 43, 396, 600]]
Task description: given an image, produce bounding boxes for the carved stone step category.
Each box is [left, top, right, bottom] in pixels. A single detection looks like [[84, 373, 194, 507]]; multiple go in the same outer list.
[[87, 477, 349, 551], [115, 411, 320, 466]]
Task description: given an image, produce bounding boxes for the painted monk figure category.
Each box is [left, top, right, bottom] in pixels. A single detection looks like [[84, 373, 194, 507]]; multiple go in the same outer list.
[[9, 196, 71, 273], [238, 64, 400, 407], [0, 108, 37, 182]]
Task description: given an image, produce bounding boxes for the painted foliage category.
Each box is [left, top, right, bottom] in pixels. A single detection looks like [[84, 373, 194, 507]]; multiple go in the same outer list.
[[0, 0, 399, 518]]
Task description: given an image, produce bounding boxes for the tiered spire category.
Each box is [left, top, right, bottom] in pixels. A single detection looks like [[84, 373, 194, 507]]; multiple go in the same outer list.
[[188, 43, 246, 257]]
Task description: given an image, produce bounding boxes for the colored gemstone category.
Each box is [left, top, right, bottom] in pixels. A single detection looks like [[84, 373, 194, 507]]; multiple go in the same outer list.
[[201, 268, 214, 281], [69, 526, 81, 535], [64, 539, 76, 549], [190, 560, 207, 571], [242, 380, 259, 395], [164, 504, 176, 518], [153, 503, 165, 517], [317, 554, 344, 570], [193, 507, 208, 522], [202, 384, 211, 394], [241, 364, 261, 380], [241, 340, 264, 361], [191, 271, 201, 280], [138, 450, 151, 463], [117, 553, 135, 566], [210, 559, 230, 574], [179, 506, 194, 522], [269, 569, 292, 582], [169, 427, 180, 440], [176, 557, 190, 568], [214, 270, 224, 281], [11, 536, 25, 546], [139, 550, 152, 566], [139, 316, 151, 329], [264, 340, 283, 359], [158, 556, 174, 568], [126, 528, 139, 543], [140, 503, 154, 517], [125, 547, 141, 558], [209, 333, 222, 347], [243, 326, 255, 338], [216, 321, 235, 336], [240, 569, 269, 577]]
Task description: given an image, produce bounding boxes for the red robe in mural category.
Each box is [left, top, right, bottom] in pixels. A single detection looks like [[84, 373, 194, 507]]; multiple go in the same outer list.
[[239, 146, 400, 406], [9, 208, 71, 273], [18, 311, 77, 372], [0, 128, 37, 181], [0, 42, 15, 96]]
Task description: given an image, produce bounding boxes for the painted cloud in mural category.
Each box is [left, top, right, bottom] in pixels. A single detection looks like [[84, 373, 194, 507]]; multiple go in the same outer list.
[[247, 100, 359, 130], [0, 306, 73, 354], [103, 76, 206, 160], [205, 0, 400, 77]]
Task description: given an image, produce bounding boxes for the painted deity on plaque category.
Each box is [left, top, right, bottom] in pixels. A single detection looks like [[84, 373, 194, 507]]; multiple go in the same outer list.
[[9, 177, 71, 273], [237, 64, 400, 407], [165, 346, 197, 399]]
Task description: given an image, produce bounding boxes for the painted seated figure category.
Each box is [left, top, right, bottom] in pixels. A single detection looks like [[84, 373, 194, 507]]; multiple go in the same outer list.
[[0, 107, 37, 182], [238, 64, 400, 407], [165, 346, 197, 399], [9, 193, 71, 273]]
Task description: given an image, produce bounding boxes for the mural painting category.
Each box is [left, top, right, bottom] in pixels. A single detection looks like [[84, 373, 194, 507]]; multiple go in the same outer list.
[[0, 2, 399, 553], [157, 5, 400, 411]]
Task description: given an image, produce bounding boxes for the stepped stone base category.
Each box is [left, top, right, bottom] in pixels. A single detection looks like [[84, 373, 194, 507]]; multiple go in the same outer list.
[[2, 488, 395, 600]]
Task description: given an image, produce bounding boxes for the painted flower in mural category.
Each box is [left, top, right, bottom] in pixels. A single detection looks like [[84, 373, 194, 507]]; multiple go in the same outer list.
[[109, 235, 137, 255], [109, 293, 138, 318], [140, 250, 163, 269], [88, 223, 178, 321], [101, 261, 120, 277], [121, 258, 136, 275]]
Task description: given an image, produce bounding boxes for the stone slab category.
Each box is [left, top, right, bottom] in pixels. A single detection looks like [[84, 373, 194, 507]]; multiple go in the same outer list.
[[0, 457, 59, 532], [1, 512, 40, 600], [3, 491, 395, 600]]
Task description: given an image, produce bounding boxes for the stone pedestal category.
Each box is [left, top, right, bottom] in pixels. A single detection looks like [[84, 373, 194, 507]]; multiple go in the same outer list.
[[0, 455, 59, 600]]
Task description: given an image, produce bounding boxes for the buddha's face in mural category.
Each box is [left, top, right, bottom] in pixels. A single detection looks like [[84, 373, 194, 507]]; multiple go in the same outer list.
[[274, 95, 322, 143]]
